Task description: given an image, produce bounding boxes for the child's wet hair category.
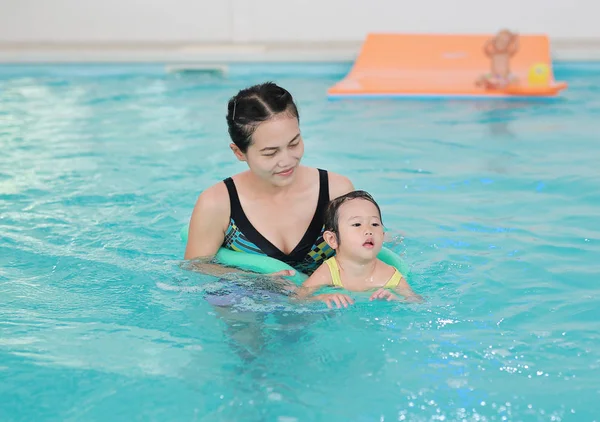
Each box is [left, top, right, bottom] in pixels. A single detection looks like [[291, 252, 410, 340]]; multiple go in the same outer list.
[[225, 82, 300, 153], [324, 190, 383, 235]]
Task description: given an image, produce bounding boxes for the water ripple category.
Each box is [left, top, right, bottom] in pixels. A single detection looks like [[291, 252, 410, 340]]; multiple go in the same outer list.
[[1, 64, 600, 421]]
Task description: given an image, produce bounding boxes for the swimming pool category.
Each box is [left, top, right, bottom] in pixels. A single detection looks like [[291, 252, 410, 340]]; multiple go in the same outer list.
[[1, 62, 599, 421]]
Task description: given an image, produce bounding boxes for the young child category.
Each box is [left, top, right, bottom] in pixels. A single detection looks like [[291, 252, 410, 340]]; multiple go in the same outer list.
[[476, 29, 520, 90], [293, 190, 422, 309]]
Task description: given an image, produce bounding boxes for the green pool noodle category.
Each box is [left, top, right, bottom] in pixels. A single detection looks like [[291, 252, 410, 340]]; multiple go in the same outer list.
[[180, 224, 409, 285]]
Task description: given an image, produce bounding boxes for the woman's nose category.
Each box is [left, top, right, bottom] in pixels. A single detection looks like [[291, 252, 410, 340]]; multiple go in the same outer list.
[[277, 149, 292, 166]]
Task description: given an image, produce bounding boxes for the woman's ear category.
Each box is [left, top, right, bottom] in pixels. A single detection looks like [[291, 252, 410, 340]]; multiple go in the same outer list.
[[230, 143, 246, 162], [323, 230, 338, 249]]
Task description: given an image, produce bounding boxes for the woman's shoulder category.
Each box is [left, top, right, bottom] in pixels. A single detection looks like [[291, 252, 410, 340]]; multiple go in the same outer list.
[[300, 166, 353, 199], [196, 170, 250, 203], [191, 179, 231, 221], [325, 170, 355, 199]]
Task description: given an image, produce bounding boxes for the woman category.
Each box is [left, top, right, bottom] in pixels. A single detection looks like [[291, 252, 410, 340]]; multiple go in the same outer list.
[[184, 82, 354, 276]]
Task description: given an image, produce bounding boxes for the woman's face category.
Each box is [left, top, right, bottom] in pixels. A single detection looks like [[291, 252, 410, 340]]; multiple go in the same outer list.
[[234, 115, 305, 187]]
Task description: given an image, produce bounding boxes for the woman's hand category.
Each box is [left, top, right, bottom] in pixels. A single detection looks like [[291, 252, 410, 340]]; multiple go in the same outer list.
[[313, 293, 354, 309]]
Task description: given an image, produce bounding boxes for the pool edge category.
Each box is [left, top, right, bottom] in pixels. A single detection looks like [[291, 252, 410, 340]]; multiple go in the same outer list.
[[2, 39, 600, 64]]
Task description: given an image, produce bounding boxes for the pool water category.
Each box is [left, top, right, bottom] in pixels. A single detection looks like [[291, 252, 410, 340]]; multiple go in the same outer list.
[[1, 63, 600, 421]]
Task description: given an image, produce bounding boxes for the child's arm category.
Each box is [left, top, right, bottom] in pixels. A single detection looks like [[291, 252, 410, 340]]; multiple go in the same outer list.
[[293, 264, 354, 309], [293, 264, 331, 299], [393, 276, 424, 303], [508, 33, 519, 56], [369, 275, 424, 303], [483, 39, 495, 57]]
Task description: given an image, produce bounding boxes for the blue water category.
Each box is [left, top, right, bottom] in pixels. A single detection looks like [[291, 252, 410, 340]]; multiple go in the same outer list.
[[1, 62, 600, 421]]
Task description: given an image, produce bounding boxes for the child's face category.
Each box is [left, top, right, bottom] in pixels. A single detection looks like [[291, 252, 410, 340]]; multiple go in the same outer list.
[[334, 199, 385, 260]]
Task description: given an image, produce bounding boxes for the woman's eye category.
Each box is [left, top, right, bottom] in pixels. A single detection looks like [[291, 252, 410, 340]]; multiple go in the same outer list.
[[289, 142, 299, 148], [263, 152, 277, 157], [372, 223, 380, 227], [352, 223, 361, 227]]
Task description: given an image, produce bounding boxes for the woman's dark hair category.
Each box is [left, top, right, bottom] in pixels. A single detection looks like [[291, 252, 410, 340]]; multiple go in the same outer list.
[[226, 82, 300, 153], [324, 190, 383, 236]]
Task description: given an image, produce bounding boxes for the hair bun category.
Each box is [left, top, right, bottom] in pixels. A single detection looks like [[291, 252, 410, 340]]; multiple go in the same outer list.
[[226, 82, 299, 152], [275, 86, 287, 98]]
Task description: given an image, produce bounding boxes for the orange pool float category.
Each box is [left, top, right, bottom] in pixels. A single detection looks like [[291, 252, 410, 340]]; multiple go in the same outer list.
[[327, 33, 568, 99]]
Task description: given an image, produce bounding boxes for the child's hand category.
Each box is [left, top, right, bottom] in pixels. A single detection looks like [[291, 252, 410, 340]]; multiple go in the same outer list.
[[369, 288, 400, 302], [314, 293, 354, 309]]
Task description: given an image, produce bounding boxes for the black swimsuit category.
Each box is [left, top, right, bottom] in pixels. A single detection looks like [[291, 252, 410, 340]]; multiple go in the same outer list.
[[221, 169, 335, 275]]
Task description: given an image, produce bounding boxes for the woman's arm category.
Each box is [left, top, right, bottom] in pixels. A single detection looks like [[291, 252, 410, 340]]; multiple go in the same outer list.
[[183, 184, 250, 278], [185, 183, 228, 260]]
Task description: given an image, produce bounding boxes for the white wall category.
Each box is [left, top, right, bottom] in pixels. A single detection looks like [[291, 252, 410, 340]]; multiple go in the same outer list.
[[233, 0, 599, 42], [0, 0, 598, 43], [0, 0, 231, 42]]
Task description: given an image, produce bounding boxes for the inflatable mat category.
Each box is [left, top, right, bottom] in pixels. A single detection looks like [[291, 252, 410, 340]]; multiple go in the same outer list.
[[327, 33, 568, 99]]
